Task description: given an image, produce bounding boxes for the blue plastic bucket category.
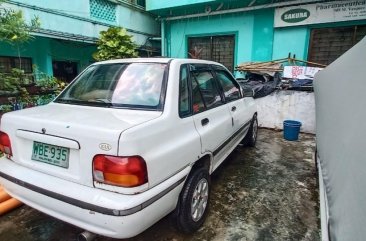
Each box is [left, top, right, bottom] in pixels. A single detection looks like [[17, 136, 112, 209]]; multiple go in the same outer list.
[[283, 120, 302, 141]]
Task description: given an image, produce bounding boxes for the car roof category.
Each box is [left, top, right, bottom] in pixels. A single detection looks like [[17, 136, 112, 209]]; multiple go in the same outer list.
[[96, 58, 172, 64], [93, 58, 225, 67]]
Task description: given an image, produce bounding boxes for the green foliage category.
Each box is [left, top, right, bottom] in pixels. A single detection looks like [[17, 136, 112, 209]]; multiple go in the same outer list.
[[0, 68, 32, 99], [33, 66, 67, 94], [35, 75, 58, 90], [0, 68, 24, 92], [0, 104, 12, 112], [93, 27, 138, 61], [0, 6, 40, 44], [0, 67, 66, 115]]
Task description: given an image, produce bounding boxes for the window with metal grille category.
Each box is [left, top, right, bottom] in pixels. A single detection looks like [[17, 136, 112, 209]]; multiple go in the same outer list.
[[308, 25, 366, 66], [90, 0, 116, 22], [136, 0, 146, 7], [0, 56, 33, 73], [126, 0, 145, 8], [188, 35, 235, 72]]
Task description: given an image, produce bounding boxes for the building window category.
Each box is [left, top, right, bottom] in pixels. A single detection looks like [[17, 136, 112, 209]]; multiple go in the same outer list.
[[308, 25, 366, 65], [52, 61, 78, 83], [188, 35, 235, 72], [0, 56, 33, 73], [90, 0, 116, 22], [136, 0, 146, 7], [127, 0, 145, 8]]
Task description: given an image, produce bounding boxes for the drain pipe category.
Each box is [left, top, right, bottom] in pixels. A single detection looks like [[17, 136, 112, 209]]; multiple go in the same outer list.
[[77, 231, 96, 241]]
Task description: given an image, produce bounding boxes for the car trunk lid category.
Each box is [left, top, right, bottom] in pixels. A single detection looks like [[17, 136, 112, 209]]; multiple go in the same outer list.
[[0, 103, 161, 187]]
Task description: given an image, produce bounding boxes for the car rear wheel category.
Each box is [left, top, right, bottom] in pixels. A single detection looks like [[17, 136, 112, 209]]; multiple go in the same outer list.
[[174, 167, 210, 233]]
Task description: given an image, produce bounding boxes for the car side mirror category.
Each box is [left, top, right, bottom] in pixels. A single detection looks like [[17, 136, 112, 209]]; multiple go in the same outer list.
[[242, 87, 254, 98]]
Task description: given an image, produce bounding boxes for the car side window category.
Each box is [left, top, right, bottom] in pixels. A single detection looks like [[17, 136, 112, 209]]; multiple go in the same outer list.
[[191, 67, 223, 112], [179, 65, 191, 117], [215, 69, 241, 102], [191, 73, 206, 114]]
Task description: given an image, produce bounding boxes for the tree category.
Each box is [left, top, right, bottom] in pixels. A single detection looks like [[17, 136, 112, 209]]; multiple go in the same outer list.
[[0, 8, 40, 44], [93, 27, 138, 61], [0, 1, 40, 67]]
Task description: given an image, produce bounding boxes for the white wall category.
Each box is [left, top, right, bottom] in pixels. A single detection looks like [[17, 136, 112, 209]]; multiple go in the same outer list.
[[255, 90, 315, 134]]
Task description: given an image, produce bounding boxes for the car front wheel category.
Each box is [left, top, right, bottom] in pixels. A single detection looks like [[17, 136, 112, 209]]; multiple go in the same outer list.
[[242, 114, 258, 147], [174, 167, 210, 233]]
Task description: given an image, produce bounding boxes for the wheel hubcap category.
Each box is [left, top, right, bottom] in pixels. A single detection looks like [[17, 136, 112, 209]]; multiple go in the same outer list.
[[191, 178, 209, 222]]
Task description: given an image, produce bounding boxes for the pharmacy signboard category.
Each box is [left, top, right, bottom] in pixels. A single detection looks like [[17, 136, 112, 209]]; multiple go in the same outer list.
[[275, 1, 366, 27]]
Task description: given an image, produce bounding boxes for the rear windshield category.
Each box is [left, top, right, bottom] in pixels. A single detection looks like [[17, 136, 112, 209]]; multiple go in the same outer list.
[[55, 63, 167, 110]]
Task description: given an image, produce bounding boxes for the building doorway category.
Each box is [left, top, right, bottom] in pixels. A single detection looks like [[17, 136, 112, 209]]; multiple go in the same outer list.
[[308, 25, 366, 65], [52, 61, 78, 83], [188, 35, 235, 72]]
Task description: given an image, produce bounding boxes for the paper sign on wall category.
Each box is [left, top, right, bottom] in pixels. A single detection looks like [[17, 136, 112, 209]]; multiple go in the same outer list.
[[283, 66, 323, 79]]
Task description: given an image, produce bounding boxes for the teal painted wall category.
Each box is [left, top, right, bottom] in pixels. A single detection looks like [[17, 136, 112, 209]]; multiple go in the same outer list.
[[0, 38, 51, 74], [49, 39, 96, 73], [18, 0, 90, 18], [166, 9, 275, 70], [1, 0, 160, 79], [35, 38, 53, 74], [1, 0, 159, 79], [147, 0, 215, 11], [5, 0, 160, 46], [252, 9, 274, 61], [272, 27, 309, 61], [146, 0, 271, 13], [168, 13, 254, 62], [0, 37, 96, 75]]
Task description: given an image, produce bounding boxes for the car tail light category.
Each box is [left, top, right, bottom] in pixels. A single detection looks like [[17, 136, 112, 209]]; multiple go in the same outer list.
[[0, 131, 12, 157], [93, 155, 148, 187]]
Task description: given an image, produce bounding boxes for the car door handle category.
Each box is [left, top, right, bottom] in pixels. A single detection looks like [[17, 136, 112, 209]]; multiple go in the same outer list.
[[201, 118, 209, 126], [231, 106, 237, 112]]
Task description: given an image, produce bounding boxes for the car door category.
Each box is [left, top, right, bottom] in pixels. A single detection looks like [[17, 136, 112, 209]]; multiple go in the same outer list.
[[189, 64, 232, 168], [213, 65, 252, 135]]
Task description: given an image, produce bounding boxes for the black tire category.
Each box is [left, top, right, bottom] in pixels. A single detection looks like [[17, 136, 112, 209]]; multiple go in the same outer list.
[[242, 114, 258, 147], [174, 167, 210, 233]]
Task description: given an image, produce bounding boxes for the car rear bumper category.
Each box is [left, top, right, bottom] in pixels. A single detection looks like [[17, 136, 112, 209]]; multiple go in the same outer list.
[[0, 157, 188, 238]]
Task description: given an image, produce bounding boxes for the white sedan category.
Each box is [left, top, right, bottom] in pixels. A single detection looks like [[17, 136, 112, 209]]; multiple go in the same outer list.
[[0, 58, 257, 239]]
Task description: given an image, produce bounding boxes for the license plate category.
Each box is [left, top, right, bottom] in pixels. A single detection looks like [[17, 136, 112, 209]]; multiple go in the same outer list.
[[32, 142, 69, 168]]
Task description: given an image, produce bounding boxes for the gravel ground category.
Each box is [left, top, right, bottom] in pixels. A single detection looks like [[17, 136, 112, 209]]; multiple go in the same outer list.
[[0, 129, 319, 241]]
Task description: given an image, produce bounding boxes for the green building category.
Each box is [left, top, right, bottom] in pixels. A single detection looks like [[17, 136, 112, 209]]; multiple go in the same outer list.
[[146, 0, 366, 73], [1, 0, 365, 79], [0, 0, 160, 82]]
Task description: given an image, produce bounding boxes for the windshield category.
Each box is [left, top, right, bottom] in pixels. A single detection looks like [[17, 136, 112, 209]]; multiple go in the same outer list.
[[55, 63, 167, 110]]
